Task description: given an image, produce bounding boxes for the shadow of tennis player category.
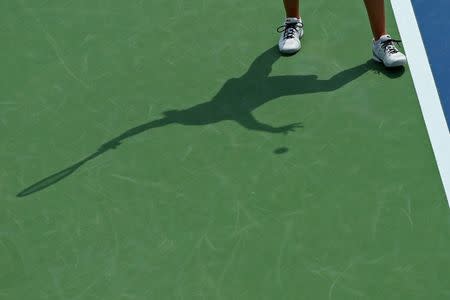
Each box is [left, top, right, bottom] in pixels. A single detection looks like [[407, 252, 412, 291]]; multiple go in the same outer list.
[[17, 46, 404, 197]]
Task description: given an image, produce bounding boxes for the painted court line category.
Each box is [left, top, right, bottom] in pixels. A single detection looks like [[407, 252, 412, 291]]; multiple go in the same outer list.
[[391, 0, 450, 205]]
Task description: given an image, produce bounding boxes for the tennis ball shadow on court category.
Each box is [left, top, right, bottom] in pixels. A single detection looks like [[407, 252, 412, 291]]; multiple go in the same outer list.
[[274, 147, 289, 154]]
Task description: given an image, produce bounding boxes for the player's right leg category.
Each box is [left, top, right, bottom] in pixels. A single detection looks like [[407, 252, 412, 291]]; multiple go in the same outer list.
[[363, 0, 407, 67], [278, 0, 304, 54]]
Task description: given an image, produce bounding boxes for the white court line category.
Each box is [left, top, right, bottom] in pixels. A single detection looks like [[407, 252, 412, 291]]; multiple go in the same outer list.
[[391, 0, 450, 205]]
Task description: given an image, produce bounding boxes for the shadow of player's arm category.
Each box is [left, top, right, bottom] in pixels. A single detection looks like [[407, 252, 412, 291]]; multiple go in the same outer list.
[[317, 62, 372, 92], [235, 113, 302, 134], [269, 62, 372, 97], [98, 117, 173, 151]]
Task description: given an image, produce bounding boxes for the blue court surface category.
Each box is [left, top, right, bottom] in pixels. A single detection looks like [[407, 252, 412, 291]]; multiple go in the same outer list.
[[412, 0, 450, 130], [392, 0, 450, 203]]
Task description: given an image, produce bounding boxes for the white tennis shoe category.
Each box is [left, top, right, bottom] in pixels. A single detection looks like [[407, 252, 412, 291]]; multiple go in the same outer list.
[[372, 34, 407, 68], [278, 18, 304, 54]]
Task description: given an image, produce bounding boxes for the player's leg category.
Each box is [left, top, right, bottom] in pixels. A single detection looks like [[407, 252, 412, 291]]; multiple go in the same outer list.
[[364, 0, 388, 40], [278, 0, 304, 54], [363, 0, 407, 67], [283, 0, 300, 18]]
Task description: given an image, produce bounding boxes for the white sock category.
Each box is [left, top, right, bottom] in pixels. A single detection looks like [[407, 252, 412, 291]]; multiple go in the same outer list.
[[285, 17, 302, 24]]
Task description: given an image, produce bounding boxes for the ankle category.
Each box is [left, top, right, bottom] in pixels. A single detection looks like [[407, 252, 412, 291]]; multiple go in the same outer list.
[[373, 32, 389, 42]]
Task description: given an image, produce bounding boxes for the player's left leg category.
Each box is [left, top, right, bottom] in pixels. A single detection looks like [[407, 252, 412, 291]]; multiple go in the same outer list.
[[363, 0, 407, 67]]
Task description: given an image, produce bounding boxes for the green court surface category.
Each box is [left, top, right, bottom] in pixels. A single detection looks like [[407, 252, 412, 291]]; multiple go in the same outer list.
[[1, 1, 450, 299]]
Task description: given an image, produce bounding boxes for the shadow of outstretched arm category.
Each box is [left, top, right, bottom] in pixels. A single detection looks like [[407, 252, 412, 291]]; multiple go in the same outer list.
[[97, 117, 173, 151], [319, 62, 372, 91], [266, 61, 373, 98], [310, 60, 405, 92]]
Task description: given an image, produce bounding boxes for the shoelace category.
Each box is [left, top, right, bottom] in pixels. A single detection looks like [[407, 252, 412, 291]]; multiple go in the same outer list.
[[381, 38, 402, 54], [277, 21, 303, 39]]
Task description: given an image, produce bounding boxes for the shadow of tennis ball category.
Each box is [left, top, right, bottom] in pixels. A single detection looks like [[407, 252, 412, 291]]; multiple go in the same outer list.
[[273, 147, 289, 154]]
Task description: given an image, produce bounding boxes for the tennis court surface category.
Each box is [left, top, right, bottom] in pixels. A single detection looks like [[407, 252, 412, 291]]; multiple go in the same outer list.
[[2, 1, 449, 299]]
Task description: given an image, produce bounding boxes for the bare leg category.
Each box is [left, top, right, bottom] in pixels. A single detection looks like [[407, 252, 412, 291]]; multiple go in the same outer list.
[[363, 0, 388, 40], [283, 0, 300, 18]]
